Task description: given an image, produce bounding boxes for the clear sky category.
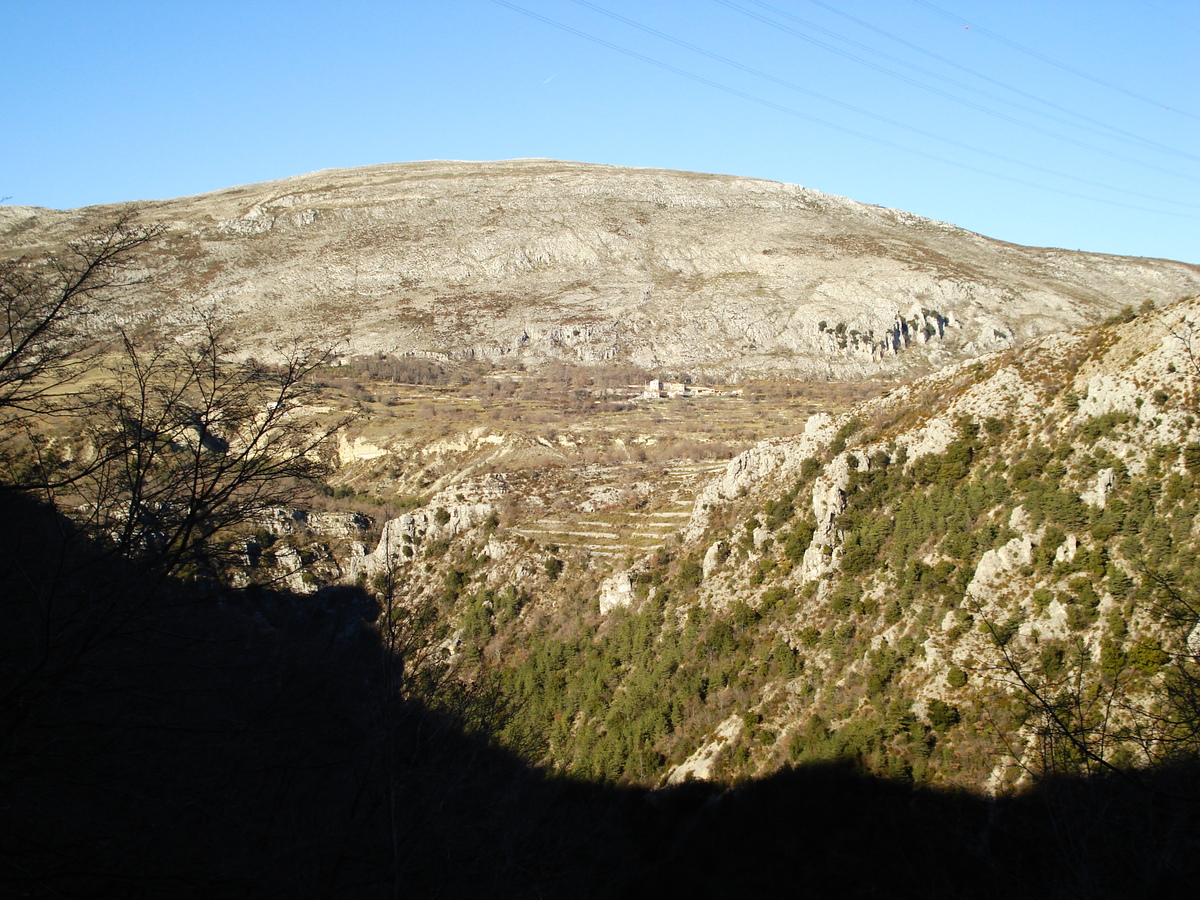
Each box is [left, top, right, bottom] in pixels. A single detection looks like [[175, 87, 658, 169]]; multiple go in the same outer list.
[[3, 1, 1198, 262]]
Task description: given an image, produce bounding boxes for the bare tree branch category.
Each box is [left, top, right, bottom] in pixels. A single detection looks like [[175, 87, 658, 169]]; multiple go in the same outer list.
[[0, 214, 161, 422], [58, 318, 348, 581]]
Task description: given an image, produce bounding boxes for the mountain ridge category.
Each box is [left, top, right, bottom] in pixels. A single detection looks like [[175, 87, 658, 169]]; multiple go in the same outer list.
[[7, 161, 1200, 896], [4, 159, 1198, 379]]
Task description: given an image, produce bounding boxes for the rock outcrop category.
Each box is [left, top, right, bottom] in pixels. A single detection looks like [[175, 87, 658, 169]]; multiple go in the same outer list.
[[5, 160, 1198, 379]]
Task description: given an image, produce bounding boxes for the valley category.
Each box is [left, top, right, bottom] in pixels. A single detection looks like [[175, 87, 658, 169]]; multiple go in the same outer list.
[[4, 161, 1200, 896], [258, 295, 1200, 797]]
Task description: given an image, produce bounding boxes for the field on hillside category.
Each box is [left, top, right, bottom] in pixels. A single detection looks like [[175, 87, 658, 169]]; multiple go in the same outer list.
[[307, 360, 893, 555]]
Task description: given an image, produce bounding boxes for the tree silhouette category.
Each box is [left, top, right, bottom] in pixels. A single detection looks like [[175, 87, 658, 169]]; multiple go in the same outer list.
[[0, 214, 161, 477], [66, 320, 341, 580]]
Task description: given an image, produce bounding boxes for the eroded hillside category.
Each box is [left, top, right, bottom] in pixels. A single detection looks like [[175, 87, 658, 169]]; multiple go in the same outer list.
[[8, 172, 1200, 898], [4, 160, 1199, 379], [7, 168, 1200, 791], [330, 296, 1200, 793]]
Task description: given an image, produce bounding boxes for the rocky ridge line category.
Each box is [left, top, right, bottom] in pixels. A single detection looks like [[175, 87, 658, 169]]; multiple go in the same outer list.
[[4, 160, 1198, 379]]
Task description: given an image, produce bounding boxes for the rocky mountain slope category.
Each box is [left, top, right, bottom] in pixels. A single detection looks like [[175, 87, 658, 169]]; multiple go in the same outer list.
[[3, 160, 1199, 378], [634, 296, 1200, 788], [7, 161, 1200, 789], [8, 163, 1200, 896], [322, 294, 1200, 792]]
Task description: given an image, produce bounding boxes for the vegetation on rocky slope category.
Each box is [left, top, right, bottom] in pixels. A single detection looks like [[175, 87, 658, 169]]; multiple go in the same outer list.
[[6, 215, 1200, 896], [446, 298, 1200, 800]]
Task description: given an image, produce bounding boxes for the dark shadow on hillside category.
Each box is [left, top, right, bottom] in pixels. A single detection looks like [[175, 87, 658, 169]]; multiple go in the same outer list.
[[3, 489, 1198, 898]]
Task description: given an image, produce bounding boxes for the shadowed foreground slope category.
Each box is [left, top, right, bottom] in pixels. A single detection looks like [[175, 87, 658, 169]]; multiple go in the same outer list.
[[2, 490, 1197, 899]]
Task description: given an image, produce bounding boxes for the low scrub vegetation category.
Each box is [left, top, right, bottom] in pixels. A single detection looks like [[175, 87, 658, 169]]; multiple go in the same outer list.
[[5, 222, 1199, 896]]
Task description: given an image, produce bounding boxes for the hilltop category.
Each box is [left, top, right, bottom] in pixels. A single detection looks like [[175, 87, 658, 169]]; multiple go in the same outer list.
[[5, 163, 1200, 895], [3, 160, 1199, 379]]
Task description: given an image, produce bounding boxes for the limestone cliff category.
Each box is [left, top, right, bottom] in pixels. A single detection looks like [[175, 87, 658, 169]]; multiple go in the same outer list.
[[4, 160, 1198, 378]]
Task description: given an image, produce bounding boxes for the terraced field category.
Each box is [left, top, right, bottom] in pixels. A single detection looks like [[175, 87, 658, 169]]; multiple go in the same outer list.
[[311, 370, 891, 574], [512, 460, 727, 562]]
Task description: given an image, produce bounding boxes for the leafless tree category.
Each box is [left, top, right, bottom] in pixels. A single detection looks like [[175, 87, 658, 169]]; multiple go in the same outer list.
[[59, 320, 344, 579], [0, 214, 160, 426], [0, 221, 369, 895], [2, 216, 346, 583]]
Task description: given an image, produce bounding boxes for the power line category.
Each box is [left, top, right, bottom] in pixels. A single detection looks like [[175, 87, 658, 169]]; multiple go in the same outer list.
[[490, 0, 1200, 222], [1133, 0, 1200, 38], [716, 0, 1200, 181], [903, 0, 1200, 122], [553, 0, 1199, 211], [760, 0, 1200, 164]]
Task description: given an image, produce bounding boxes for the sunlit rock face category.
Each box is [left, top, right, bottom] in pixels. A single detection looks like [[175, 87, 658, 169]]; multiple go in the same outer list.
[[4, 159, 1198, 378]]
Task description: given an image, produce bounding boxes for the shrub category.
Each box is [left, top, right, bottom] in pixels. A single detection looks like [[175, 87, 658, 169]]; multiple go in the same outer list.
[[927, 699, 960, 731], [1039, 644, 1066, 679], [1079, 411, 1132, 442], [1066, 604, 1098, 632], [1100, 639, 1128, 679], [1184, 443, 1200, 473], [731, 600, 760, 630], [841, 546, 876, 576], [986, 618, 1020, 647], [1034, 526, 1065, 570], [764, 497, 795, 529], [1106, 564, 1133, 597], [829, 417, 863, 457], [829, 589, 856, 614], [783, 523, 813, 564], [1129, 639, 1169, 674], [1032, 588, 1054, 613], [677, 557, 703, 589], [424, 539, 450, 558], [761, 586, 790, 611]]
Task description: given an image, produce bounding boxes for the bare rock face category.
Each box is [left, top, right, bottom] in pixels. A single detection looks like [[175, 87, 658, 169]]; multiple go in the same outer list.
[[598, 573, 636, 615], [687, 413, 837, 538], [967, 536, 1036, 600], [4, 160, 1199, 379]]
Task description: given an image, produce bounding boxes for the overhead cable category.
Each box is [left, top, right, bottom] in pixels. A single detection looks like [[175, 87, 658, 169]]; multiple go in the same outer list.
[[489, 0, 1200, 220], [716, 0, 1200, 179], [903, 0, 1200, 122], [756, 0, 1200, 164], [561, 0, 1200, 207]]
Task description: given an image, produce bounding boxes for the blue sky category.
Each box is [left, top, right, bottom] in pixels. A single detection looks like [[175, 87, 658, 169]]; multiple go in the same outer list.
[[3, 1, 1198, 262]]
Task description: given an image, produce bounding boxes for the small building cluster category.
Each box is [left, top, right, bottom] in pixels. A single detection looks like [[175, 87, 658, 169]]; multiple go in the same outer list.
[[640, 378, 739, 400]]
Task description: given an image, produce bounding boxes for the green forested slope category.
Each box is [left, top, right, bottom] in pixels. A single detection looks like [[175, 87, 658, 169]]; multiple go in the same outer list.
[[484, 299, 1200, 792]]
